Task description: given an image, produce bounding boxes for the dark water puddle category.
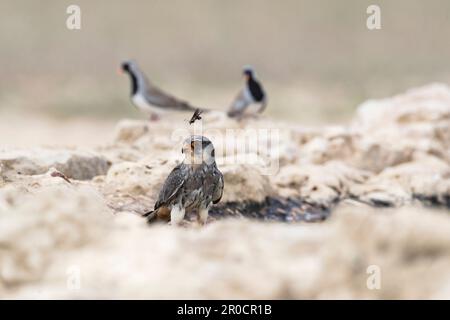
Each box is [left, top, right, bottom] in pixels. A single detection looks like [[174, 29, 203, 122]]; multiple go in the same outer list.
[[208, 196, 332, 222], [145, 194, 450, 225], [206, 193, 450, 223]]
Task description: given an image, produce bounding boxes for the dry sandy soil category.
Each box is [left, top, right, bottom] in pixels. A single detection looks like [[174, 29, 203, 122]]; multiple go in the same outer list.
[[1, 83, 450, 299]]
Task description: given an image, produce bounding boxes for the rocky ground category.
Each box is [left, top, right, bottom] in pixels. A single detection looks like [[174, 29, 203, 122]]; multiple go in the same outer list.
[[1, 83, 450, 299]]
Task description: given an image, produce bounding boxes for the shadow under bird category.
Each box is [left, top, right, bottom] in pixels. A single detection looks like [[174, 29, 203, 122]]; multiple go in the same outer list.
[[144, 135, 224, 226], [120, 60, 199, 120], [227, 66, 267, 119]]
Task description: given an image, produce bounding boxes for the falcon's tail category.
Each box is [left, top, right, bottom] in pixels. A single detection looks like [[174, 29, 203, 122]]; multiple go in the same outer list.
[[142, 206, 172, 224], [142, 210, 157, 224]]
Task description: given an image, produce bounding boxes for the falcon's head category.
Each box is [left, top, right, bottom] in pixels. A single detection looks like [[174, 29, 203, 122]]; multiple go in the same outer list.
[[182, 135, 215, 165]]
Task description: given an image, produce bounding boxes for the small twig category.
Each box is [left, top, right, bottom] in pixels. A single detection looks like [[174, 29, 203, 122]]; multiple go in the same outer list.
[[51, 171, 72, 184]]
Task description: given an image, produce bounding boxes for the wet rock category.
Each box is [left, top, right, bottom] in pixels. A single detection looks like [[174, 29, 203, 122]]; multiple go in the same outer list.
[[209, 196, 330, 222]]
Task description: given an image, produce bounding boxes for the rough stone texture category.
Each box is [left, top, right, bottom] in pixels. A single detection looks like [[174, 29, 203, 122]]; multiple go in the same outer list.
[[1, 199, 449, 299], [0, 148, 111, 181], [1, 83, 450, 298], [0, 183, 111, 292]]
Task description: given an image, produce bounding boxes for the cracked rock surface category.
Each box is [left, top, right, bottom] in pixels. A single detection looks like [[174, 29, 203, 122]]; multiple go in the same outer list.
[[1, 83, 450, 298]]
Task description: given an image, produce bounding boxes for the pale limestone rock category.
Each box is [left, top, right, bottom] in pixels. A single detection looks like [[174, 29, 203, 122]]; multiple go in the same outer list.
[[0, 184, 111, 291], [3, 206, 450, 299], [114, 119, 149, 144], [220, 163, 274, 203], [350, 155, 450, 206], [104, 161, 155, 196], [350, 138, 415, 173], [1, 84, 450, 299], [274, 161, 370, 206], [354, 83, 450, 130], [349, 179, 412, 207], [350, 83, 450, 172], [0, 148, 110, 180]]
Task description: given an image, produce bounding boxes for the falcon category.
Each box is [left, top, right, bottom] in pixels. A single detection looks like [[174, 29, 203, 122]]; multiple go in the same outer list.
[[227, 66, 267, 119], [120, 60, 199, 120], [144, 135, 224, 226]]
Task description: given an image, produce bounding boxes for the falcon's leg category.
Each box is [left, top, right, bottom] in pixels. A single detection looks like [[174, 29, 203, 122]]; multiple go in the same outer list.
[[150, 113, 160, 121], [170, 205, 185, 226], [198, 207, 209, 226]]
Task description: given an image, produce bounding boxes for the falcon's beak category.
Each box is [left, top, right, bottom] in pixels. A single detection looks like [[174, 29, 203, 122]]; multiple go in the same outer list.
[[181, 142, 191, 155], [190, 142, 198, 158]]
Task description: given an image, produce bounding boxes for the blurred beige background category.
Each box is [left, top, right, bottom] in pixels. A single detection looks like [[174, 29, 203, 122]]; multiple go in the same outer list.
[[0, 0, 449, 145]]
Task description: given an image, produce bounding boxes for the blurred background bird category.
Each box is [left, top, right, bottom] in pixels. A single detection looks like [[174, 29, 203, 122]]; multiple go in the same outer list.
[[227, 66, 267, 119], [120, 60, 200, 120], [1, 0, 450, 145]]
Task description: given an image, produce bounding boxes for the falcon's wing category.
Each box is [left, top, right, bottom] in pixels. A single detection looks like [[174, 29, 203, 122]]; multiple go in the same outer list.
[[154, 164, 189, 209], [212, 169, 224, 204], [227, 89, 251, 118]]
